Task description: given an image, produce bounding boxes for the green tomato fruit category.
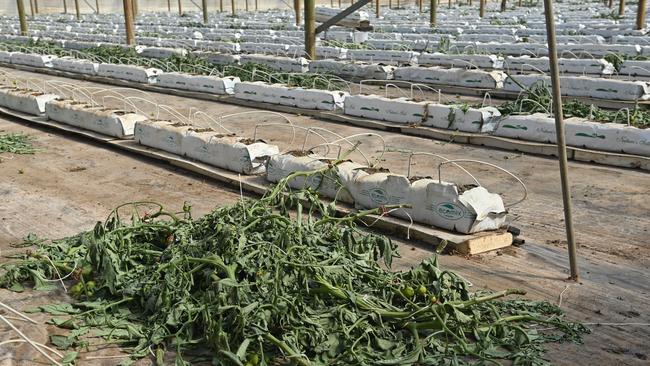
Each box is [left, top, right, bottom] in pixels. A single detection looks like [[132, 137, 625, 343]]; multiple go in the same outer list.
[[403, 286, 415, 298], [417, 285, 427, 296]]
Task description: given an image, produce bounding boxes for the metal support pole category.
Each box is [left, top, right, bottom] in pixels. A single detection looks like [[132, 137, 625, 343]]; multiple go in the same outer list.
[[16, 0, 28, 35], [305, 0, 316, 60], [637, 0, 647, 30], [542, 0, 579, 281], [619, 0, 625, 15], [430, 0, 436, 26], [34, 0, 38, 13], [202, 0, 208, 22], [63, 0, 67, 13], [376, 0, 379, 17], [231, 0, 235, 16], [294, 0, 301, 25], [479, 0, 485, 17], [74, 0, 80, 19], [123, 0, 135, 45], [501, 0, 506, 11], [178, 0, 182, 15]]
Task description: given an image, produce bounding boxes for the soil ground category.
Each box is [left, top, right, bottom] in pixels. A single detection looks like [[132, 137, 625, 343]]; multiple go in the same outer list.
[[0, 66, 649, 365]]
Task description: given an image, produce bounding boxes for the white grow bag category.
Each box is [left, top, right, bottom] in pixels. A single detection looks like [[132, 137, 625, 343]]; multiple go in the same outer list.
[[44, 99, 147, 138], [619, 60, 650, 77], [138, 47, 188, 59], [0, 88, 58, 115], [191, 52, 241, 66], [0, 51, 15, 64], [504, 56, 615, 75], [394, 67, 506, 89], [182, 130, 279, 174], [288, 88, 348, 110], [347, 50, 419, 66], [51, 57, 99, 75], [265, 153, 363, 203], [424, 104, 501, 133], [344, 95, 427, 124], [9, 53, 57, 68], [97, 64, 162, 84], [493, 113, 558, 143], [134, 120, 192, 156], [340, 169, 507, 234], [156, 73, 240, 95]]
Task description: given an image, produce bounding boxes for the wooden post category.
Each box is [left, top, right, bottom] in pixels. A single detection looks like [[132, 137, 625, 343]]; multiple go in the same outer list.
[[95, 0, 99, 13], [34, 0, 38, 13], [132, 0, 138, 16], [123, 0, 135, 45], [305, 0, 316, 60], [178, 0, 182, 15], [500, 0, 506, 11], [430, 0, 436, 26], [255, 0, 258, 11], [389, 0, 392, 9], [202, 0, 208, 23], [619, 0, 625, 15], [294, 0, 301, 25], [518, 0, 521, 6], [448, 0, 451, 8], [220, 0, 223, 12], [397, 0, 400, 8], [339, 0, 342, 7], [637, 0, 647, 30], [480, 0, 485, 17], [29, 0, 34, 17], [376, 0, 379, 17], [16, 0, 28, 35], [245, 0, 248, 11], [542, 0, 579, 282], [608, 0, 613, 8], [419, 0, 423, 12], [74, 0, 80, 19], [167, 0, 171, 12], [62, 0, 67, 13], [231, 0, 235, 16]]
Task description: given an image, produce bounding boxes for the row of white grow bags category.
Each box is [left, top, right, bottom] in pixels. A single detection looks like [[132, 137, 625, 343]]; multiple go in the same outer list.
[[494, 113, 650, 156], [266, 152, 508, 234]]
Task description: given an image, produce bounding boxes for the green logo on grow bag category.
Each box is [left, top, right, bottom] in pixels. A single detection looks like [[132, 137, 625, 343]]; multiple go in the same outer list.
[[596, 88, 617, 93], [575, 132, 606, 139], [502, 124, 527, 130], [369, 188, 389, 205], [436, 202, 465, 220], [361, 107, 380, 112]]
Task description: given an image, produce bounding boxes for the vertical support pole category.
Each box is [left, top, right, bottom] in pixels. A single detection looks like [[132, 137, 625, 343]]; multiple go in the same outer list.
[[542, 0, 579, 282], [178, 0, 182, 15], [231, 0, 235, 16], [220, 0, 223, 12], [29, 0, 34, 17], [132, 0, 138, 17], [17, 0, 28, 35], [123, 0, 135, 45], [255, 0, 258, 11], [479, 0, 485, 17], [608, 0, 613, 8], [34, 0, 38, 13], [449, 0, 451, 9], [637, 0, 647, 30], [518, 0, 521, 6], [419, 0, 423, 12], [619, 0, 625, 15], [397, 0, 400, 8], [430, 0, 437, 26], [376, 0, 379, 17], [63, 0, 67, 13], [501, 0, 506, 11], [74, 0, 80, 19], [294, 0, 301, 25], [339, 0, 342, 7], [168, 0, 171, 12], [389, 0, 392, 8], [245, 0, 248, 12], [202, 0, 208, 23], [95, 0, 100, 13], [305, 0, 316, 60]]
